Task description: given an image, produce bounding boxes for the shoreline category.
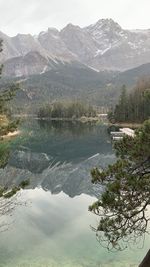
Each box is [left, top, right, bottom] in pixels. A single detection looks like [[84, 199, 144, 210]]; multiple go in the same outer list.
[[108, 122, 142, 128], [36, 117, 101, 122], [1, 130, 21, 139], [11, 114, 143, 127], [13, 114, 107, 123]]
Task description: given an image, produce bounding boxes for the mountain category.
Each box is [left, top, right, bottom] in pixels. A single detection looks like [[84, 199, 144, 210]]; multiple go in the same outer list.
[[38, 27, 77, 60], [11, 33, 48, 57], [60, 23, 99, 62], [85, 19, 150, 70], [1, 61, 150, 111], [0, 62, 116, 111], [112, 62, 150, 87], [3, 51, 71, 77], [1, 19, 150, 76], [0, 31, 19, 62]]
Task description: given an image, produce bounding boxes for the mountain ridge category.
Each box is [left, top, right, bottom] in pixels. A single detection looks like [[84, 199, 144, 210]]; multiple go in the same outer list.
[[1, 60, 150, 113], [1, 18, 150, 76]]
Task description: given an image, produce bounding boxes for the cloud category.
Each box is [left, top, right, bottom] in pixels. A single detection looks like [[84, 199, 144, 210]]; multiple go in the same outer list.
[[0, 0, 149, 36]]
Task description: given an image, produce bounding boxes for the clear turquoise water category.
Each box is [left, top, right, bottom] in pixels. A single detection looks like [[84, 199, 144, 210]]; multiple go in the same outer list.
[[0, 120, 149, 267]]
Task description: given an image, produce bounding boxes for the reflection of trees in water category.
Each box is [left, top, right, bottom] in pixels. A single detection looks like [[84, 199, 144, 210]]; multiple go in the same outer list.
[[18, 118, 110, 145], [38, 120, 98, 137], [0, 143, 29, 231], [0, 193, 19, 232], [12, 119, 112, 165], [0, 143, 10, 168], [0, 184, 29, 232]]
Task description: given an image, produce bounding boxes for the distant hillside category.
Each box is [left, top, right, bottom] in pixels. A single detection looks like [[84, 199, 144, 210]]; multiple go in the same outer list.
[[2, 51, 71, 77], [1, 61, 150, 113], [0, 62, 116, 111], [113, 62, 150, 87]]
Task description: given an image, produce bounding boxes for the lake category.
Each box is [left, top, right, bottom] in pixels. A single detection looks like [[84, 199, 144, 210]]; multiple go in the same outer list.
[[0, 119, 149, 267]]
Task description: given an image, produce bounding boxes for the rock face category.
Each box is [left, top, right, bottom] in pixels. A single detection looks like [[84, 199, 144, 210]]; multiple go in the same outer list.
[[3, 51, 48, 77], [38, 27, 77, 60], [85, 19, 150, 70], [0, 31, 19, 62], [3, 51, 65, 77], [60, 23, 99, 62], [11, 34, 46, 57], [1, 18, 150, 75]]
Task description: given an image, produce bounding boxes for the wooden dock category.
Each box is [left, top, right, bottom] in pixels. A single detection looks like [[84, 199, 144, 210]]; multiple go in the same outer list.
[[119, 128, 135, 137], [110, 128, 135, 141]]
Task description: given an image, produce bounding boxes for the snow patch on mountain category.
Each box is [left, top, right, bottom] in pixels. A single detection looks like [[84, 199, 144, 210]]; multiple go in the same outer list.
[[95, 45, 112, 56], [2, 18, 150, 74], [40, 65, 48, 74]]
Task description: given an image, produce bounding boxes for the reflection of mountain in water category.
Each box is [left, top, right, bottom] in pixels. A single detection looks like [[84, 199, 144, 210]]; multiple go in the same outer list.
[[19, 120, 113, 164], [0, 121, 115, 198], [9, 150, 52, 173], [0, 149, 115, 198]]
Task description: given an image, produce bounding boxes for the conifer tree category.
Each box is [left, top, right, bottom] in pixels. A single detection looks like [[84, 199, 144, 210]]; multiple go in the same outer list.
[[89, 120, 150, 251], [110, 80, 150, 123], [0, 40, 19, 137]]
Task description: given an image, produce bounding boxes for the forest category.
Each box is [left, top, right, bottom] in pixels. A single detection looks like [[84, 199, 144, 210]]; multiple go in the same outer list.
[[108, 79, 150, 123], [37, 101, 97, 119]]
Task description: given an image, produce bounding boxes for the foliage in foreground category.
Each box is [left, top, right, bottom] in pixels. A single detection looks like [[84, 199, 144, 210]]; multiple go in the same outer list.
[[0, 142, 10, 168], [0, 41, 19, 137], [0, 40, 28, 204], [0, 179, 30, 199], [89, 120, 150, 251]]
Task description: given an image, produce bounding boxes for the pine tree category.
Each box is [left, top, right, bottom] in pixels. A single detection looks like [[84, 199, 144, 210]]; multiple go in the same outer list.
[[0, 40, 28, 213], [111, 81, 150, 123], [0, 40, 19, 136], [89, 120, 150, 251]]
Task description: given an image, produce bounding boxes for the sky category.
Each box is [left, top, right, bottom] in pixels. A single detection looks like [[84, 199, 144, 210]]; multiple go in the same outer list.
[[0, 0, 150, 36]]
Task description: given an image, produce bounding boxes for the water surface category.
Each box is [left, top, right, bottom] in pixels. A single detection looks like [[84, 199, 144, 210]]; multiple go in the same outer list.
[[0, 120, 149, 267]]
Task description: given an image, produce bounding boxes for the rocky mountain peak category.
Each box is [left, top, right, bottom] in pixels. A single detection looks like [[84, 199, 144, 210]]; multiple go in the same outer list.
[[15, 33, 33, 39], [47, 27, 59, 33], [60, 23, 99, 62], [38, 26, 76, 60], [86, 18, 125, 40], [1, 18, 150, 75], [95, 18, 122, 29], [0, 31, 20, 61], [39, 27, 59, 37], [84, 18, 128, 63], [61, 23, 82, 35], [11, 33, 45, 57], [0, 31, 10, 40]]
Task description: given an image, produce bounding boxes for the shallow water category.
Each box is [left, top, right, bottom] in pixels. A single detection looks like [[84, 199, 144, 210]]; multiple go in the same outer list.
[[0, 120, 149, 266]]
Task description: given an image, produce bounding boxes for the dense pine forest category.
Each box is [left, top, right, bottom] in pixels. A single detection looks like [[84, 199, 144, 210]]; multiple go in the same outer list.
[[37, 101, 96, 119], [0, 41, 19, 137], [108, 79, 150, 123]]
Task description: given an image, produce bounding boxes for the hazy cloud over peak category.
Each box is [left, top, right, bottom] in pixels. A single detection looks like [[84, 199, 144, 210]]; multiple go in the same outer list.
[[0, 0, 150, 36]]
